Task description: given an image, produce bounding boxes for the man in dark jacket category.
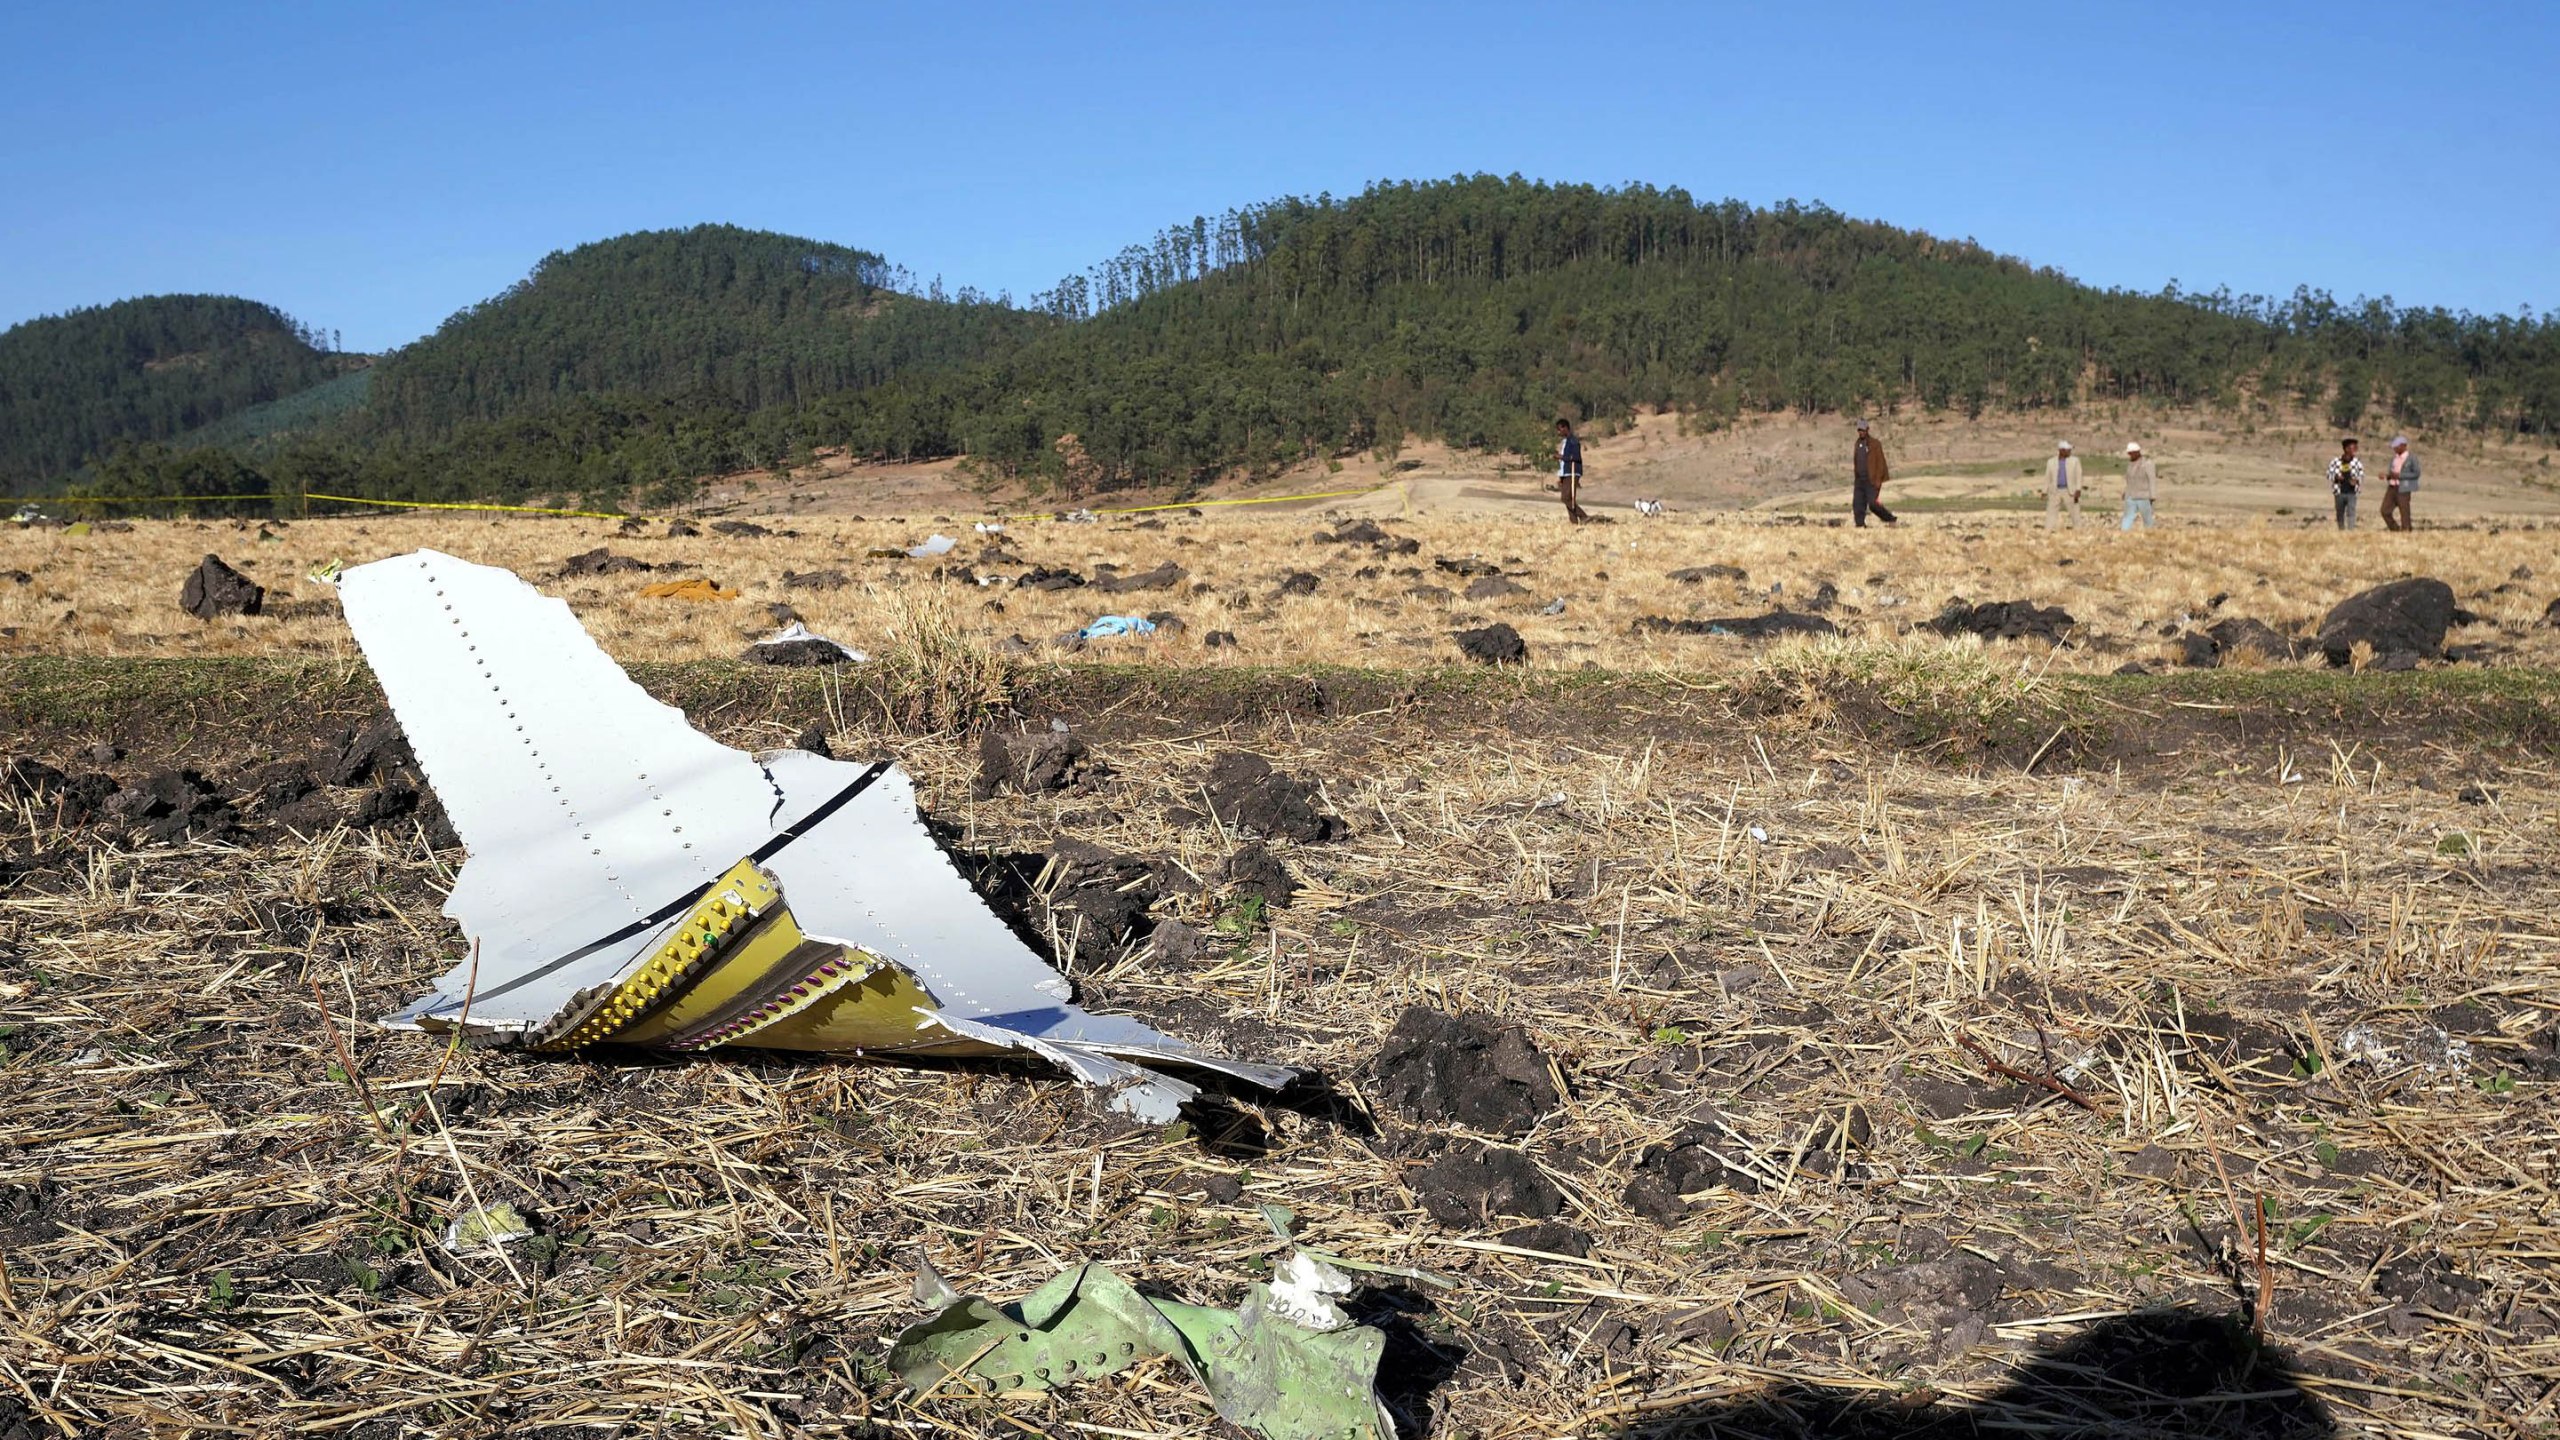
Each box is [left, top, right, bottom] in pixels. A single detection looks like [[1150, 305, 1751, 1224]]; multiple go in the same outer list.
[[1852, 420, 1897, 527], [2381, 435, 2421, 531]]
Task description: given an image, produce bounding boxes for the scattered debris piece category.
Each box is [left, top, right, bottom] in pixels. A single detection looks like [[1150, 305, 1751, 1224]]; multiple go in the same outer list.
[[888, 1257, 1395, 1440], [1435, 556, 1499, 577], [1075, 614, 1157, 640], [180, 554, 264, 619], [440, 1201, 534, 1257], [1204, 630, 1238, 648], [2317, 577, 2454, 666], [1274, 571, 1320, 597], [664, 519, 701, 537], [780, 568, 850, 591], [337, 550, 1292, 1121], [1669, 564, 1748, 583], [1464, 575, 1529, 601], [907, 534, 958, 558], [740, 621, 866, 666], [639, 577, 739, 602], [1374, 1006, 1558, 1136], [1452, 622, 1527, 665]]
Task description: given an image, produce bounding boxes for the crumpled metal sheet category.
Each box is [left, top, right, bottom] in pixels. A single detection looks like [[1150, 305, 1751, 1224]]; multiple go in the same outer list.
[[888, 1257, 1395, 1440], [337, 548, 1292, 1119]]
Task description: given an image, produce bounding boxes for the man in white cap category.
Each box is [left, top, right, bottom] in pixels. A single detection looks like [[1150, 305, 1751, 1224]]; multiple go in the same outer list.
[[2120, 442, 2157, 530], [1852, 419, 1897, 527], [2381, 435, 2421, 531], [2043, 441, 2084, 529]]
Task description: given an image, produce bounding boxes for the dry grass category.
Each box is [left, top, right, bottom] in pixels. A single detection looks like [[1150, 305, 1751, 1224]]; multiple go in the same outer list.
[[4, 508, 2557, 679], [4, 674, 2558, 1436]]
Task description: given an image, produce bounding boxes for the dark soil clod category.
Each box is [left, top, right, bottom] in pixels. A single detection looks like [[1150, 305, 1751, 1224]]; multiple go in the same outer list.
[[1374, 1006, 1559, 1137], [1411, 1141, 1563, 1226], [1222, 840, 1298, 910], [1453, 622, 1527, 665], [2318, 577, 2455, 666], [1927, 598, 2077, 643], [1201, 752, 1343, 843], [974, 727, 1094, 799]]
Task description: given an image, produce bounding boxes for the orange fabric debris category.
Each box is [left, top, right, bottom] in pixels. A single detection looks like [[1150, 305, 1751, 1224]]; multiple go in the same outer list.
[[639, 577, 740, 602]]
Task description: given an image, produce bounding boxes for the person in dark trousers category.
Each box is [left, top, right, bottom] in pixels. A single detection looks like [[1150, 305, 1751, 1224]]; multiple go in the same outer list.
[[2326, 437, 2364, 530], [1852, 420, 1897, 526], [2381, 435, 2421, 530], [1554, 418, 1589, 523]]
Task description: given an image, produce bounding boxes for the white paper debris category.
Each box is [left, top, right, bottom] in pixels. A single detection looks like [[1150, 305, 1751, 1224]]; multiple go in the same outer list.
[[906, 534, 957, 558], [1266, 1251, 1357, 1332]]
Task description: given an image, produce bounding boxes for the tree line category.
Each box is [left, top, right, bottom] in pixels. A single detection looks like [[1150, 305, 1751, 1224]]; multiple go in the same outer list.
[[23, 179, 2560, 509]]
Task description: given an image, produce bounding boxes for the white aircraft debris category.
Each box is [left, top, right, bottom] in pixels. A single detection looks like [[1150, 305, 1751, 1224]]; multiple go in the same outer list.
[[338, 549, 1293, 1120]]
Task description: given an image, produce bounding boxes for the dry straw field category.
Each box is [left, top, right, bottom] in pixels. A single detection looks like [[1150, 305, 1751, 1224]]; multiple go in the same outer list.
[[4, 499, 2560, 1439]]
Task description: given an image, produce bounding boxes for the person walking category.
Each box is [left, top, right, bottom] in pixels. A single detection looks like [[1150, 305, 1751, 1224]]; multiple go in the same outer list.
[[2326, 437, 2364, 529], [2120, 442, 2157, 529], [2381, 435, 2421, 531], [1852, 419, 1897, 527], [1554, 418, 1590, 524], [2043, 441, 2085, 529]]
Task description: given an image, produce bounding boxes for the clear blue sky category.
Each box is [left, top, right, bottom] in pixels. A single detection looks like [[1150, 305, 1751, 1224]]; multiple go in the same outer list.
[[4, 0, 2553, 352]]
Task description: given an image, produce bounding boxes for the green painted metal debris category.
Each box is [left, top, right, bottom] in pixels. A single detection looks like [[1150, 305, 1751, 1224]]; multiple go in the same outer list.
[[888, 1255, 1396, 1440]]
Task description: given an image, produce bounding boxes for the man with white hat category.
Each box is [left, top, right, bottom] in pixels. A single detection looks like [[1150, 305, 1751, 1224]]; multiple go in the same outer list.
[[2120, 442, 2157, 530], [2381, 435, 2421, 531], [2043, 441, 2084, 529]]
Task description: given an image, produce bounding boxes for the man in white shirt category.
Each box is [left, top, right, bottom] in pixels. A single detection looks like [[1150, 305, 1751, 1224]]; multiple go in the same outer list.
[[2043, 441, 2084, 530]]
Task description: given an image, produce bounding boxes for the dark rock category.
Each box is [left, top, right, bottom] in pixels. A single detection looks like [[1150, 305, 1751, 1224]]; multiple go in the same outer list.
[[617, 517, 646, 535], [2541, 596, 2560, 629], [1378, 535, 1421, 555], [1434, 556, 1499, 577], [1463, 575, 1529, 601], [1199, 1174, 1244, 1205], [1404, 585, 1454, 603], [2175, 631, 2221, 668], [180, 554, 264, 619], [664, 520, 701, 538], [2113, 660, 2153, 676], [1144, 919, 1214, 966], [1273, 571, 1320, 597], [1203, 630, 1238, 649], [2317, 577, 2454, 665], [2371, 650, 2422, 672], [2205, 616, 2300, 662], [1144, 611, 1185, 634], [1453, 622, 1527, 665], [1498, 1221, 1593, 1258], [1625, 1123, 1758, 1224], [974, 728, 1093, 799], [1095, 561, 1186, 594], [708, 520, 771, 538], [1668, 564, 1748, 583], [1633, 612, 1838, 640], [1927, 598, 2076, 643], [1318, 519, 1391, 545], [1202, 752, 1341, 842], [1223, 841, 1298, 909], [1411, 1142, 1563, 1226], [560, 548, 652, 577], [780, 569, 850, 591], [1019, 565, 1086, 592], [1374, 1006, 1559, 1136]]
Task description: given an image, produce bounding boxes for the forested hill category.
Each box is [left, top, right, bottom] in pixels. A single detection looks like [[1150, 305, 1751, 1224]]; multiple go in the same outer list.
[[0, 296, 348, 495], [361, 225, 1047, 439], [22, 179, 2560, 508], [840, 178, 2560, 488]]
